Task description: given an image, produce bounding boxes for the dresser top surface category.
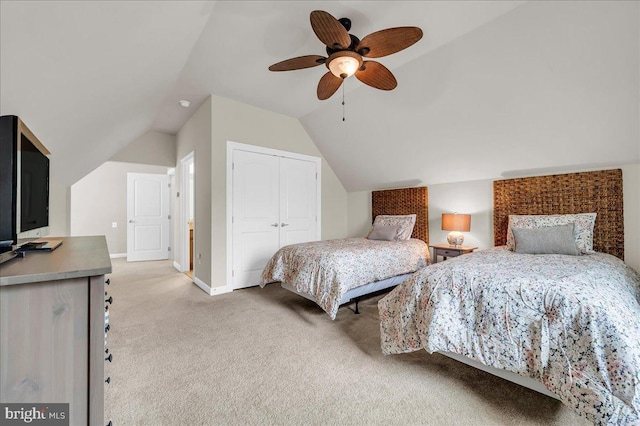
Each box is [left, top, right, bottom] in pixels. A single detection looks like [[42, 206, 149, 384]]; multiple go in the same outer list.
[[0, 236, 112, 286]]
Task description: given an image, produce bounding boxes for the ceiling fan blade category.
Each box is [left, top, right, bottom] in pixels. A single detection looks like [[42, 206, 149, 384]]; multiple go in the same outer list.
[[317, 71, 344, 100], [355, 61, 397, 91], [356, 27, 423, 58], [310, 10, 352, 50], [268, 55, 326, 72]]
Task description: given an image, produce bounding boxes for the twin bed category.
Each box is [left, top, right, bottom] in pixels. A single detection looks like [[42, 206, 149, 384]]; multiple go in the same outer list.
[[260, 169, 640, 424], [261, 186, 430, 319]]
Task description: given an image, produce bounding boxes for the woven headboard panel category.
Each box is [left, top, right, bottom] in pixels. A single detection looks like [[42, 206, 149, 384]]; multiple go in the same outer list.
[[493, 169, 623, 259], [372, 187, 429, 244]]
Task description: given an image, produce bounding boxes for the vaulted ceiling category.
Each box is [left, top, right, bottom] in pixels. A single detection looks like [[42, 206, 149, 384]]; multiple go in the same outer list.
[[1, 1, 638, 190]]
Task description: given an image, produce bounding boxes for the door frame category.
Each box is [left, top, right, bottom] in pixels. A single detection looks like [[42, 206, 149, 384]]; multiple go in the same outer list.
[[226, 141, 321, 292], [178, 151, 195, 274]]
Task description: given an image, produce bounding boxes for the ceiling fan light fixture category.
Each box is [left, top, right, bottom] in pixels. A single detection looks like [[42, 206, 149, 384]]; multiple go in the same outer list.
[[327, 52, 362, 79], [268, 10, 422, 101]]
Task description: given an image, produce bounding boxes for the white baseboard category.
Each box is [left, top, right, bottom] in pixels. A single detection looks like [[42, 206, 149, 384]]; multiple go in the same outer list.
[[193, 276, 212, 294], [210, 284, 233, 296], [173, 261, 182, 271], [192, 275, 232, 296], [110, 253, 127, 259]]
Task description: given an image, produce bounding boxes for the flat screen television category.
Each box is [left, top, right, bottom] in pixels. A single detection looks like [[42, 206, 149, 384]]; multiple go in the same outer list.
[[18, 133, 50, 240], [0, 115, 50, 249]]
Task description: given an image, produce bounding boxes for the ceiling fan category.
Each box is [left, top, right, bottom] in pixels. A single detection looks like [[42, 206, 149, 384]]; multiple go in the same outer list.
[[268, 10, 423, 100]]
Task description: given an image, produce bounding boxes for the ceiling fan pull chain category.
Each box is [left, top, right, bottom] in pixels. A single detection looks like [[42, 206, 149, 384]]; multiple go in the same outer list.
[[342, 82, 346, 122]]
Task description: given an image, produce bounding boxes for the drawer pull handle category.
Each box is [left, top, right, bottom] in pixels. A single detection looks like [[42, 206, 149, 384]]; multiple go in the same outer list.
[[105, 324, 110, 332], [105, 278, 110, 285], [105, 296, 113, 305], [105, 377, 111, 384], [105, 353, 113, 363]]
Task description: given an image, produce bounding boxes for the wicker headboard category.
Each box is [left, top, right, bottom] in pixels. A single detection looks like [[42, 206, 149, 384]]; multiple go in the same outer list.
[[372, 187, 429, 244], [493, 169, 624, 259]]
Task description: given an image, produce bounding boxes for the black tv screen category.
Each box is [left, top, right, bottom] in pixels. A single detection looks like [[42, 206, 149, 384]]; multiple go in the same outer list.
[[0, 117, 15, 246], [20, 134, 49, 234]]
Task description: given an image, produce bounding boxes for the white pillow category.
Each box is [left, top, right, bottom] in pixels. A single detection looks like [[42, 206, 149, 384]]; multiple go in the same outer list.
[[370, 214, 416, 241], [506, 213, 596, 254]]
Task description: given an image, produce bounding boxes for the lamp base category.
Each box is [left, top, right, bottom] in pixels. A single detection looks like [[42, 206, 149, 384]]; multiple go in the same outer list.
[[447, 232, 464, 247]]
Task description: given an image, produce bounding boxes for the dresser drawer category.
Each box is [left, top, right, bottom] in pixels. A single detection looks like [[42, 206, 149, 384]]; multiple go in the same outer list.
[[436, 248, 461, 258], [430, 244, 477, 263]]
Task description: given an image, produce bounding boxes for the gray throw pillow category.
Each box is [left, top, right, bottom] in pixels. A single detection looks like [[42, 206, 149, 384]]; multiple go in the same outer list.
[[512, 223, 580, 256], [368, 224, 401, 241]]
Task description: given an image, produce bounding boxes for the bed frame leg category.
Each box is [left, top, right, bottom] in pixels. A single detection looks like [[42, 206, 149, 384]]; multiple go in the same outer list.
[[353, 298, 360, 314]]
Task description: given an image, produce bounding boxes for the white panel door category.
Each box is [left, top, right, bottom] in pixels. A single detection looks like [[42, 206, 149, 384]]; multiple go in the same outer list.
[[232, 150, 280, 289], [127, 173, 170, 262], [279, 157, 317, 246]]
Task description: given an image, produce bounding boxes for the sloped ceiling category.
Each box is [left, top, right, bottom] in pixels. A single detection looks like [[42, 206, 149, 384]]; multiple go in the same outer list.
[[1, 1, 638, 190], [0, 1, 213, 186]]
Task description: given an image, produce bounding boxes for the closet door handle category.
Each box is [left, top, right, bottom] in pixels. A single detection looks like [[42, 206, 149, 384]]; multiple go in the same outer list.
[[270, 223, 279, 227], [281, 223, 289, 227]]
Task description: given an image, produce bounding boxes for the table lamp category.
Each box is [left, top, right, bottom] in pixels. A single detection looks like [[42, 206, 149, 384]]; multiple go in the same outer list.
[[442, 213, 471, 247]]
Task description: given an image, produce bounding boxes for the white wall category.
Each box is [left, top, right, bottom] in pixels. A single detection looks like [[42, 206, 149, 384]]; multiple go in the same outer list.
[[425, 179, 493, 251], [70, 161, 170, 255], [347, 163, 640, 273]]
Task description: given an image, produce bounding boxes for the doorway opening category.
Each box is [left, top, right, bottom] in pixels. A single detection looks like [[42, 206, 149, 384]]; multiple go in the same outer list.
[[180, 152, 195, 279]]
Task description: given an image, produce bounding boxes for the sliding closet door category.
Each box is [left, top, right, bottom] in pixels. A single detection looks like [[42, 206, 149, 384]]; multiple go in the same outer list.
[[232, 150, 281, 290]]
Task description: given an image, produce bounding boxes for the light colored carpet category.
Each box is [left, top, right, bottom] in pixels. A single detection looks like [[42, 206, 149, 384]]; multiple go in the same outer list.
[[104, 259, 588, 425]]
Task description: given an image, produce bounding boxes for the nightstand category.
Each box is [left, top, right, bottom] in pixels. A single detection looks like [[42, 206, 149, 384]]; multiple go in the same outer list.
[[429, 244, 477, 263]]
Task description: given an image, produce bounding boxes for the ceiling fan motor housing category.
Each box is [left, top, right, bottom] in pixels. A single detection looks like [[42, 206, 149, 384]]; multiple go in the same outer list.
[[326, 33, 361, 56], [338, 17, 351, 31]]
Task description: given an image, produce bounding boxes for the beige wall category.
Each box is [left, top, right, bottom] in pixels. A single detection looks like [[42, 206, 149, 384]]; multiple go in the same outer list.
[[110, 130, 176, 167], [70, 161, 170, 255], [347, 163, 640, 273], [208, 94, 348, 288], [175, 97, 212, 286], [50, 129, 176, 250], [49, 182, 70, 237]]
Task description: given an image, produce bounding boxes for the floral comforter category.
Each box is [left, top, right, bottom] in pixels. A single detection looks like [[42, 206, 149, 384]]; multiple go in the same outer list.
[[379, 247, 640, 425], [260, 237, 429, 319]]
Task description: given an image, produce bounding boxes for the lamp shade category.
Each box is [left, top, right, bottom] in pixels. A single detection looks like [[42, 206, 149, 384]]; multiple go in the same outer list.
[[442, 213, 471, 232]]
